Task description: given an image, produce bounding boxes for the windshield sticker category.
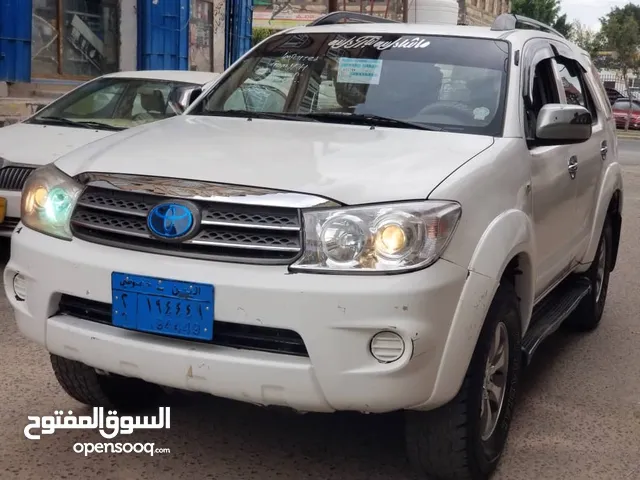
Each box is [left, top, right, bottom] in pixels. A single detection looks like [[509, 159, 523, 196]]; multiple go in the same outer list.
[[328, 35, 431, 51], [269, 52, 319, 74], [473, 107, 491, 120], [337, 58, 383, 85]]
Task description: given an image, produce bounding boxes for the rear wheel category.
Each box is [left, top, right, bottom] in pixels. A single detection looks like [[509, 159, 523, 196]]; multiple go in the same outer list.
[[405, 282, 521, 480], [50, 354, 164, 411]]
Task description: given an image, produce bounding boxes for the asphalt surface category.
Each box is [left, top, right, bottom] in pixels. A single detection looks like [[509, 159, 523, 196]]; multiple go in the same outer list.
[[618, 138, 640, 166], [1, 140, 639, 480]]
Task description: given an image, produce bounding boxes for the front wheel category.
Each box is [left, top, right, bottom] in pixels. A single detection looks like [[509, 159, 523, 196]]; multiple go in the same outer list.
[[405, 281, 522, 480], [50, 355, 164, 411]]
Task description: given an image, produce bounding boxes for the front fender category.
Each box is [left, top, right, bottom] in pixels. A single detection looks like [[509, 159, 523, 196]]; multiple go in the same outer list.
[[417, 210, 535, 409], [579, 162, 623, 268]]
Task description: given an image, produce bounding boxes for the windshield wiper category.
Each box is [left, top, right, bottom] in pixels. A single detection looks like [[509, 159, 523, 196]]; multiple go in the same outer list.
[[72, 121, 125, 131], [202, 110, 319, 122], [303, 112, 442, 131], [35, 116, 125, 131]]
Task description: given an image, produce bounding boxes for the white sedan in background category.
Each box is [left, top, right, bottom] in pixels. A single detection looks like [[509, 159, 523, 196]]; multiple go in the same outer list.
[[0, 70, 220, 236]]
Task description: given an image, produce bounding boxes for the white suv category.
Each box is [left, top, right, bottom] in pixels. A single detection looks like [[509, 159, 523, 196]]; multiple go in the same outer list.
[[5, 13, 623, 480]]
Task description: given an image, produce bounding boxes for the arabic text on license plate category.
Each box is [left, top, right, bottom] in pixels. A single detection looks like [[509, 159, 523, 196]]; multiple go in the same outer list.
[[111, 272, 214, 341]]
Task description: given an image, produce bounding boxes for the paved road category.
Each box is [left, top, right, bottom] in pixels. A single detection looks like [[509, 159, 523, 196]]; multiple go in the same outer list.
[[618, 138, 639, 165], [1, 147, 640, 479]]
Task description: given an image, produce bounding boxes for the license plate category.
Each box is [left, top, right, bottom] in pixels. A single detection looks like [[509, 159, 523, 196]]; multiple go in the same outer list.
[[0, 197, 6, 223], [111, 272, 214, 341]]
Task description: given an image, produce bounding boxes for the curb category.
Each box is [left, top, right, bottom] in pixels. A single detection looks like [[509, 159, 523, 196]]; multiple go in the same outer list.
[[616, 134, 640, 140]]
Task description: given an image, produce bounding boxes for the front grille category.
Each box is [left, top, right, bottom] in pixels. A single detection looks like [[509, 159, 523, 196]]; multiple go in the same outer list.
[[0, 166, 35, 191], [70, 186, 303, 264], [57, 294, 309, 357], [0, 217, 20, 231]]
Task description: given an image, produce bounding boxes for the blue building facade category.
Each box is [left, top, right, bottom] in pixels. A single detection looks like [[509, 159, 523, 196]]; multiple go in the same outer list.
[[0, 0, 252, 85]]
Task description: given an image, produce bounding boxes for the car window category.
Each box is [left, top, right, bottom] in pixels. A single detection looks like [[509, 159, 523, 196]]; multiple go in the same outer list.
[[131, 83, 175, 117], [29, 78, 201, 130], [224, 89, 248, 110], [613, 100, 640, 111], [62, 83, 126, 117], [525, 58, 560, 142], [196, 33, 511, 136], [588, 63, 613, 116], [223, 84, 288, 112], [552, 58, 598, 123], [553, 59, 585, 106]]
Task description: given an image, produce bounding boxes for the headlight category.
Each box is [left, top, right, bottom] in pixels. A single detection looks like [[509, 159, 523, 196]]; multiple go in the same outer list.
[[21, 164, 84, 240], [290, 201, 461, 274]]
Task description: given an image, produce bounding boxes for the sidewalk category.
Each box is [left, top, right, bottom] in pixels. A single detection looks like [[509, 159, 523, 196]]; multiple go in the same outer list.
[[617, 130, 640, 140]]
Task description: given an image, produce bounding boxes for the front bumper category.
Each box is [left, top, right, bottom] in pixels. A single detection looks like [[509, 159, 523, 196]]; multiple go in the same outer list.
[[6, 225, 471, 413]]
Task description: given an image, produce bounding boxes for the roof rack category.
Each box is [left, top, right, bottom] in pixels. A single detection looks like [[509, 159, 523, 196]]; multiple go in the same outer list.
[[307, 11, 399, 27], [491, 13, 565, 39]]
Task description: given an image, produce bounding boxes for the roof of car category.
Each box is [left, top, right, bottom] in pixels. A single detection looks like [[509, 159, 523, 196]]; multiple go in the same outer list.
[[283, 22, 564, 42], [101, 70, 221, 84]]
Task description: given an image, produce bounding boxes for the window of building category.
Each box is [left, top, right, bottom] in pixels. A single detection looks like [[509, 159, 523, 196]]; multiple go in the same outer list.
[[31, 0, 119, 79]]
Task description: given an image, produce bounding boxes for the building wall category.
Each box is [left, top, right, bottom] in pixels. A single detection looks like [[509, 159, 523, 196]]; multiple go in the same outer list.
[[29, 0, 223, 82], [1, 0, 225, 125], [212, 0, 226, 72], [188, 0, 225, 73], [120, 0, 138, 71], [459, 0, 511, 26]]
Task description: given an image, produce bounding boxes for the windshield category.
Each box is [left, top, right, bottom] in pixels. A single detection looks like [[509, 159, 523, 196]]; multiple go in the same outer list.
[[28, 77, 201, 131], [192, 33, 510, 135]]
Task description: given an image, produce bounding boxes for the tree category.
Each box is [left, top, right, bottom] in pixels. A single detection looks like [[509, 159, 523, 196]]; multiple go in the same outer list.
[[600, 8, 640, 130], [511, 0, 573, 37], [552, 13, 572, 38], [570, 21, 604, 57]]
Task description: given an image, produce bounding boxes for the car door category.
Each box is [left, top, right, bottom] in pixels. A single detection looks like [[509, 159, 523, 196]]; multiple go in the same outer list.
[[551, 56, 607, 259], [522, 42, 581, 298]]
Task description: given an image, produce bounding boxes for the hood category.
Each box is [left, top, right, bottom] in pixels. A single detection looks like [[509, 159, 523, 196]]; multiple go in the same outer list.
[[55, 115, 495, 205], [0, 122, 114, 166]]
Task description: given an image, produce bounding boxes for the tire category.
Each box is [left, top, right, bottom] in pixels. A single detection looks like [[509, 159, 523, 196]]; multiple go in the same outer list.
[[50, 354, 164, 411], [405, 281, 522, 480], [565, 218, 612, 332]]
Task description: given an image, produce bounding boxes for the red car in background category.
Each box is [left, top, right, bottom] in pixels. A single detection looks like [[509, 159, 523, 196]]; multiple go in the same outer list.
[[612, 98, 640, 129]]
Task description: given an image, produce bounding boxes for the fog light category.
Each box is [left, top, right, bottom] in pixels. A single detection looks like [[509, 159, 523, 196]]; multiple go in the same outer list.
[[370, 331, 405, 363], [13, 273, 27, 301]]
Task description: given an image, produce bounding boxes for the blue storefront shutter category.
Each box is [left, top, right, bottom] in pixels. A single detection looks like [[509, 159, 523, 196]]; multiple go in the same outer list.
[[225, 0, 252, 68], [0, 0, 32, 82], [137, 0, 189, 70]]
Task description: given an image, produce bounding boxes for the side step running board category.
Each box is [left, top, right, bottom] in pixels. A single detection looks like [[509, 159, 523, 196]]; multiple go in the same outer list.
[[521, 276, 591, 366]]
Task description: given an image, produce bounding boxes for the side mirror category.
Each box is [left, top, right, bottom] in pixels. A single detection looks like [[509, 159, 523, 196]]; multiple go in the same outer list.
[[168, 86, 202, 114], [187, 87, 202, 106], [535, 104, 592, 144]]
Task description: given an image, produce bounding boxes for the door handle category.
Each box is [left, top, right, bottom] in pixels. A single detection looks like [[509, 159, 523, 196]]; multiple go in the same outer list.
[[600, 141, 608, 160], [568, 156, 578, 179]]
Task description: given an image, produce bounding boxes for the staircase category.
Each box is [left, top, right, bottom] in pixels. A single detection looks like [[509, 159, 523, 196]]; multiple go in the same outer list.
[[0, 81, 74, 127]]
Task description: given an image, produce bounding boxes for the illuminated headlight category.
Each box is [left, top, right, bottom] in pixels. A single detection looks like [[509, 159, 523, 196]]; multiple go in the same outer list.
[[290, 201, 461, 273], [21, 164, 84, 241]]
